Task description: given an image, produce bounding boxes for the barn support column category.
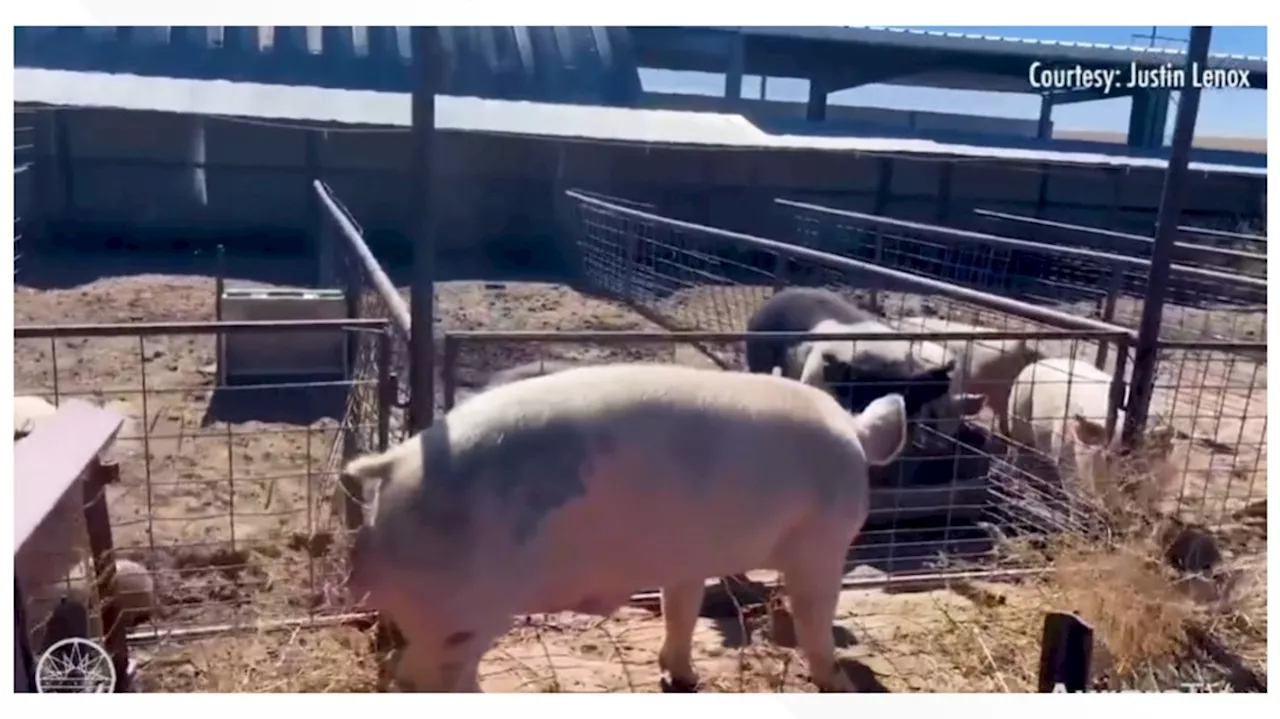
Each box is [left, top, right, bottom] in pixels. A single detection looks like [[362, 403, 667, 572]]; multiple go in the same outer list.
[[806, 78, 828, 122], [1127, 89, 1171, 149], [1037, 94, 1054, 139], [187, 115, 208, 211], [723, 30, 744, 103], [409, 27, 442, 433]]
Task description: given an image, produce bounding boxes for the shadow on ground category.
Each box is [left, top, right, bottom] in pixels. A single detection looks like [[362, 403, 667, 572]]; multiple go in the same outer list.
[[200, 381, 350, 427]]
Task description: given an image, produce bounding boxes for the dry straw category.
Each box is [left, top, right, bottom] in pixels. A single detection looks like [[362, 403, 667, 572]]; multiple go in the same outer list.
[[138, 444, 1265, 693]]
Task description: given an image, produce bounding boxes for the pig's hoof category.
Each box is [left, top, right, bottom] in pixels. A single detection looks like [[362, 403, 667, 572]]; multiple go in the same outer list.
[[660, 676, 699, 693]]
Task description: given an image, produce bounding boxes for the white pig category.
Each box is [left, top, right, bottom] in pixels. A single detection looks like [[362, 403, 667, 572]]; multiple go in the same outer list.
[[894, 316, 1042, 437], [342, 363, 909, 693], [1008, 357, 1175, 495]]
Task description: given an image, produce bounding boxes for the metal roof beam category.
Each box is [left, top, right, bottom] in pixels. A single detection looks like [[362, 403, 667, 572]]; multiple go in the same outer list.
[[1046, 86, 1141, 105], [823, 59, 941, 92]]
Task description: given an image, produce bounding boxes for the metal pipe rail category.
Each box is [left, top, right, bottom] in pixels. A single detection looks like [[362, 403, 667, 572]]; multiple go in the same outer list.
[[314, 179, 420, 438], [14, 318, 391, 339], [973, 208, 1267, 270], [439, 327, 1132, 435], [313, 180, 412, 334], [778, 198, 1268, 291], [565, 190, 1135, 339], [442, 329, 1125, 342], [1178, 224, 1267, 244]]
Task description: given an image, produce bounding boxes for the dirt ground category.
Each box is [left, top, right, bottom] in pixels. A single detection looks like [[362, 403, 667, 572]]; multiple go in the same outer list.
[[14, 259, 1267, 692], [134, 585, 1002, 693]]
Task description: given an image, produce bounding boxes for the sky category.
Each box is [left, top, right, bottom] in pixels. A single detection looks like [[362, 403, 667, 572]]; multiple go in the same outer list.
[[637, 26, 1267, 139]]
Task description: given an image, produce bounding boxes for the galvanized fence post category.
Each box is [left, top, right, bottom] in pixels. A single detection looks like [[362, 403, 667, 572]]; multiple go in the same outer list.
[[622, 219, 639, 303], [1037, 612, 1093, 692], [214, 244, 226, 323], [376, 329, 393, 453], [343, 246, 362, 380], [868, 228, 886, 312], [771, 250, 790, 293], [441, 334, 460, 412], [1106, 337, 1131, 441], [1094, 264, 1123, 370]]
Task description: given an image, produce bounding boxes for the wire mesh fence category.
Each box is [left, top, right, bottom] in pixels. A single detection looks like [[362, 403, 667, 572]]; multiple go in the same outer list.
[[561, 190, 1267, 533], [970, 209, 1267, 279], [314, 179, 414, 446], [13, 319, 395, 650], [439, 329, 1127, 587], [564, 188, 1134, 371], [1176, 223, 1266, 256], [777, 199, 1267, 351], [1146, 341, 1267, 529]]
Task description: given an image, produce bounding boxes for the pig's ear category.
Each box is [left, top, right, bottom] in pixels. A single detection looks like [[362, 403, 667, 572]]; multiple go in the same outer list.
[[798, 344, 829, 388], [853, 394, 908, 468]]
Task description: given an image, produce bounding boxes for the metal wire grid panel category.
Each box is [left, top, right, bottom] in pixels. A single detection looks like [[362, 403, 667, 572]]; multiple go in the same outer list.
[[971, 209, 1267, 280], [1145, 341, 1267, 529], [777, 201, 1269, 513], [1176, 222, 1267, 257], [563, 189, 1130, 372], [314, 180, 414, 446], [438, 326, 1116, 588], [779, 199, 1268, 349], [560, 190, 1266, 542], [13, 320, 394, 645]]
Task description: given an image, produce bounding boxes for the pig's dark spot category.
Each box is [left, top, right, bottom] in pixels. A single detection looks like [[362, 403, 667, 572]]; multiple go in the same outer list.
[[593, 427, 617, 454], [667, 421, 715, 485], [444, 630, 474, 647], [445, 417, 591, 547]]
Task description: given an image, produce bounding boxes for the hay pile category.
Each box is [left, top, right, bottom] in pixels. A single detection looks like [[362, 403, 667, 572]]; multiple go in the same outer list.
[[892, 449, 1268, 693]]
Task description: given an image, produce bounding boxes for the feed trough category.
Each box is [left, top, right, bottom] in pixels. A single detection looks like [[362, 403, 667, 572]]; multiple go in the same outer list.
[[217, 289, 349, 386]]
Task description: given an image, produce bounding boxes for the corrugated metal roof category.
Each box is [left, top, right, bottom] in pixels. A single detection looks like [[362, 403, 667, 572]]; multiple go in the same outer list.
[[718, 26, 1268, 72], [14, 68, 1265, 178]]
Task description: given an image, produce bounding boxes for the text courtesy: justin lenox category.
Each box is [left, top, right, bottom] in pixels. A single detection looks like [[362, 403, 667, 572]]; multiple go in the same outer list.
[[1028, 60, 1253, 95]]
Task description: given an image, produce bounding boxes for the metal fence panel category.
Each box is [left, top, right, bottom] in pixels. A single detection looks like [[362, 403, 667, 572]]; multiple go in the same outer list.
[[439, 329, 1128, 588], [779, 199, 1267, 349], [314, 180, 414, 443], [565, 189, 1134, 370], [13, 319, 394, 645], [560, 190, 1267, 536]]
